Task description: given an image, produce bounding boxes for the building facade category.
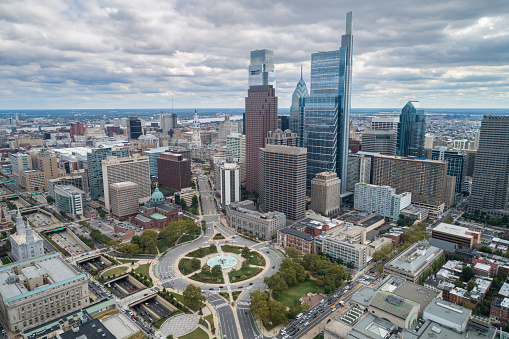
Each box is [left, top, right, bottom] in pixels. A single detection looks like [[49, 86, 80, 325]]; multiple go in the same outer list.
[[132, 188, 182, 230], [289, 71, 309, 147], [143, 147, 170, 176], [277, 228, 314, 255], [227, 200, 285, 240], [127, 117, 142, 140], [220, 163, 240, 206], [431, 146, 466, 194], [354, 183, 411, 220], [157, 152, 191, 191], [54, 185, 85, 218], [265, 129, 298, 146], [87, 147, 128, 201], [469, 116, 509, 217], [0, 253, 89, 332], [305, 12, 353, 194], [109, 182, 139, 218], [9, 209, 44, 262], [431, 223, 481, 248], [226, 133, 246, 182], [397, 101, 426, 157], [310, 172, 341, 216], [102, 156, 151, 212], [259, 145, 307, 221], [371, 116, 399, 131], [362, 129, 397, 156]]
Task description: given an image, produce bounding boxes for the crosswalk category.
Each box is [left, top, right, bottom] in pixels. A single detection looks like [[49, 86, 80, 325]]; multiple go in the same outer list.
[[215, 302, 229, 309]]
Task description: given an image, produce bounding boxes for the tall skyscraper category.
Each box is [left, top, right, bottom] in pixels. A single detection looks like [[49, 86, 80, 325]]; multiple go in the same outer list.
[[220, 163, 241, 206], [157, 152, 191, 191], [289, 67, 309, 147], [128, 117, 143, 140], [310, 172, 341, 216], [259, 145, 307, 221], [397, 101, 426, 157], [469, 116, 509, 216], [245, 49, 278, 192], [87, 147, 129, 201], [431, 146, 467, 194], [305, 12, 353, 195], [361, 129, 397, 156], [371, 116, 399, 131], [265, 129, 298, 146]]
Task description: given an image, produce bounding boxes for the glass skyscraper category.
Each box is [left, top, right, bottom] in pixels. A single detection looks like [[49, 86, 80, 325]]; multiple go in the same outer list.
[[248, 49, 275, 88], [290, 67, 309, 147], [305, 12, 353, 194], [397, 101, 426, 157], [87, 146, 129, 201]]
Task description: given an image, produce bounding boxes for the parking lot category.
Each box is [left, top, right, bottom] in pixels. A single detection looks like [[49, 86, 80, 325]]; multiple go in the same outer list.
[[107, 276, 142, 298], [133, 297, 170, 323], [90, 219, 143, 238], [46, 229, 90, 255]]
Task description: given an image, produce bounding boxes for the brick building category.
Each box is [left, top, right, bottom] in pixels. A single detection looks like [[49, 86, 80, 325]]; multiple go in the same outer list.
[[277, 228, 314, 255], [157, 152, 191, 191], [132, 187, 182, 230], [113, 223, 136, 242]]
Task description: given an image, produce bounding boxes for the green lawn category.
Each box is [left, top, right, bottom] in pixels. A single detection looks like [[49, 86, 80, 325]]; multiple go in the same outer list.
[[187, 246, 217, 258], [154, 186, 176, 197], [179, 327, 208, 339], [170, 292, 205, 312], [219, 292, 230, 301], [232, 291, 242, 301], [178, 258, 200, 275], [1, 257, 11, 265], [135, 263, 150, 276], [204, 314, 215, 330], [228, 267, 262, 283], [275, 280, 324, 307], [189, 271, 224, 285], [213, 233, 225, 240], [103, 266, 127, 277], [178, 234, 197, 244], [246, 252, 265, 266], [221, 245, 243, 254]]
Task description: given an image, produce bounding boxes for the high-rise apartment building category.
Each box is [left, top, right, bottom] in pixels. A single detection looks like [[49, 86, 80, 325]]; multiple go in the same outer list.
[[289, 70, 309, 147], [102, 155, 151, 212], [220, 163, 240, 206], [371, 116, 399, 131], [70, 121, 85, 136], [371, 155, 448, 217], [265, 129, 298, 146], [431, 146, 467, 194], [157, 152, 191, 191], [361, 129, 398, 156], [127, 117, 143, 140], [259, 145, 307, 221], [397, 101, 426, 157], [469, 116, 509, 217], [305, 12, 353, 194], [354, 183, 412, 220], [310, 172, 341, 216], [87, 146, 128, 201], [109, 182, 139, 218], [10, 153, 31, 185], [143, 146, 170, 176], [245, 52, 278, 192], [227, 133, 246, 182], [347, 151, 379, 191]]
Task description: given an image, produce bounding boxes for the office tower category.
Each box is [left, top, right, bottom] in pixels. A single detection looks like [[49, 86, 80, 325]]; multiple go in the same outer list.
[[354, 183, 412, 220], [432, 146, 467, 194], [453, 139, 468, 150], [219, 115, 238, 140], [70, 121, 85, 136], [278, 116, 290, 131], [113, 118, 120, 127], [127, 117, 143, 140], [469, 116, 509, 216], [361, 129, 397, 156], [305, 12, 353, 194], [157, 152, 191, 190], [87, 147, 128, 201], [347, 151, 378, 191], [464, 149, 477, 177], [259, 145, 307, 221], [100, 120, 105, 130], [289, 70, 309, 147], [10, 153, 31, 185], [397, 101, 426, 157], [310, 172, 341, 216], [424, 134, 434, 149], [227, 133, 246, 182], [371, 117, 399, 131], [471, 131, 480, 150], [143, 147, 169, 176], [245, 49, 278, 192], [109, 182, 139, 218], [102, 155, 151, 212], [9, 208, 44, 262], [220, 163, 241, 206], [54, 185, 85, 218], [248, 49, 275, 87], [371, 155, 448, 217], [160, 112, 178, 134], [265, 129, 298, 146]]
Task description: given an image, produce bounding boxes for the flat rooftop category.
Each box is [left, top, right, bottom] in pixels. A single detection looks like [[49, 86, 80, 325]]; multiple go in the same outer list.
[[433, 223, 478, 238], [386, 242, 442, 273], [423, 299, 470, 327]]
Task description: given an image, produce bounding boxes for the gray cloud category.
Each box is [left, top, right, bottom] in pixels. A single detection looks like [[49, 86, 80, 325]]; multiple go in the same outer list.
[[0, 0, 508, 109]]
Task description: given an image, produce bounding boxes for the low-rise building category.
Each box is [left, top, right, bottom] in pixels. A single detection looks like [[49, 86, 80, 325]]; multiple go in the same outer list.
[[0, 253, 89, 332], [277, 228, 314, 255], [423, 299, 471, 332], [368, 291, 420, 329], [384, 241, 443, 283], [113, 223, 136, 242], [431, 223, 481, 248], [491, 297, 509, 326], [400, 205, 429, 222], [227, 200, 286, 240], [54, 185, 85, 218], [132, 187, 182, 230]]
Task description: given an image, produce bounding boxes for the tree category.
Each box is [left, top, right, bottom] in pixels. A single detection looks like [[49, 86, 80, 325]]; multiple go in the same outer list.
[[241, 260, 250, 270], [466, 279, 477, 292], [461, 266, 475, 282], [99, 212, 105, 218], [209, 244, 217, 253], [46, 195, 55, 204], [119, 217, 125, 222], [201, 264, 211, 275], [346, 262, 355, 269], [242, 246, 251, 258], [443, 215, 454, 224], [264, 273, 288, 298], [192, 195, 199, 207], [131, 235, 140, 245], [250, 291, 270, 324], [479, 246, 493, 254], [191, 258, 201, 270], [118, 244, 140, 258], [139, 230, 158, 254], [183, 284, 205, 307], [179, 199, 188, 210], [211, 265, 222, 277], [268, 299, 287, 325], [286, 247, 302, 259]]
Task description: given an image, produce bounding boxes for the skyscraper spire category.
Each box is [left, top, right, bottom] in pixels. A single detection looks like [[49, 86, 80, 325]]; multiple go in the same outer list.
[[300, 64, 303, 80]]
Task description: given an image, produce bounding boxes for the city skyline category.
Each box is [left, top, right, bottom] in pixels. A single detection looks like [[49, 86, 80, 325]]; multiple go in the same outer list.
[[1, 1, 508, 110]]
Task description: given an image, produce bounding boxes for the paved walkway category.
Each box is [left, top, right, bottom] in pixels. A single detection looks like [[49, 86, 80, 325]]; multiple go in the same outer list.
[[160, 313, 199, 337]]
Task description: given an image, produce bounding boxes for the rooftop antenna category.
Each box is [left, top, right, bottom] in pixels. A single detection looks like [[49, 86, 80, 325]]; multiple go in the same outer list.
[[300, 64, 303, 80]]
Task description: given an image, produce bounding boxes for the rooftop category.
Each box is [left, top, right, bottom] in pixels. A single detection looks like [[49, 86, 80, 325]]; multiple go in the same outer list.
[[433, 223, 478, 238], [423, 299, 471, 327], [386, 241, 442, 273], [499, 282, 509, 298], [369, 291, 419, 320], [278, 227, 314, 241], [59, 319, 115, 339]]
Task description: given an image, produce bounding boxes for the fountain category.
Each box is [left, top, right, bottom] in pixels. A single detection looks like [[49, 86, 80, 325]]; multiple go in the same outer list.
[[207, 249, 238, 269]]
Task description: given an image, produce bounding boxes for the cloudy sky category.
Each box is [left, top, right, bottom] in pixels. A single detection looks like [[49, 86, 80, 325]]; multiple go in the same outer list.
[[1, 0, 508, 110]]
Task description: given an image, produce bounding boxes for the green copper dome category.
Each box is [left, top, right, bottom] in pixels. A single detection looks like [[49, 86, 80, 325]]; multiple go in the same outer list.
[[150, 187, 165, 203]]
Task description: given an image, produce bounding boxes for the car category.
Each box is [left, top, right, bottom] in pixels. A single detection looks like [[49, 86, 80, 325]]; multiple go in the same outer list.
[[249, 283, 253, 285], [272, 266, 275, 269], [209, 288, 213, 290]]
